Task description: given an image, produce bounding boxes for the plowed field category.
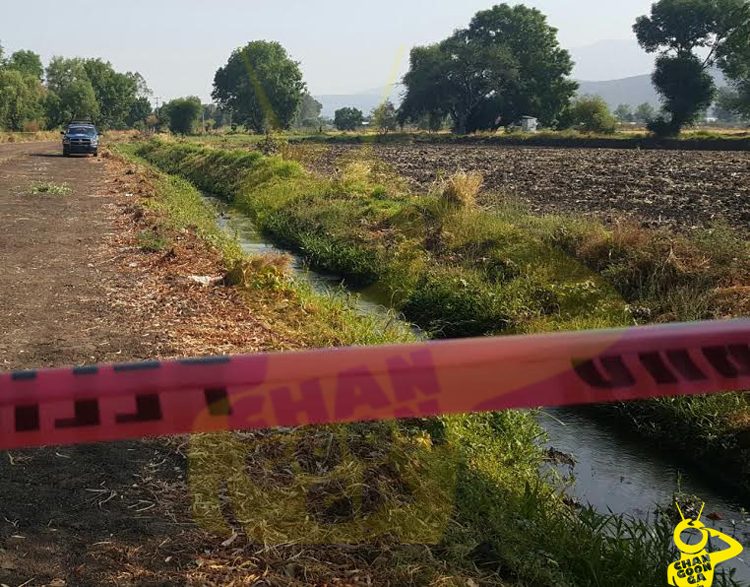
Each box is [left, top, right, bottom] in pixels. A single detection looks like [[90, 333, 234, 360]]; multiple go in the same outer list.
[[316, 144, 750, 230]]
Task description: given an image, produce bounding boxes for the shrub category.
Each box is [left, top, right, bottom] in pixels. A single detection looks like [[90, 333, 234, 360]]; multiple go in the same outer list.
[[440, 171, 483, 209], [561, 95, 617, 134]]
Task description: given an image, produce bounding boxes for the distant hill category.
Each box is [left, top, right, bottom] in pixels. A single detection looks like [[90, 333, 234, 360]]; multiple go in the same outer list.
[[577, 68, 726, 109], [315, 85, 402, 118], [576, 75, 659, 109], [571, 40, 656, 81], [317, 70, 727, 119]]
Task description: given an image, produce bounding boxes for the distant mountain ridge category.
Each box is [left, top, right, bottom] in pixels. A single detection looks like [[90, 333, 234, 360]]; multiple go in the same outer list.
[[314, 78, 660, 119], [315, 86, 402, 118], [315, 71, 726, 119], [576, 75, 659, 108]]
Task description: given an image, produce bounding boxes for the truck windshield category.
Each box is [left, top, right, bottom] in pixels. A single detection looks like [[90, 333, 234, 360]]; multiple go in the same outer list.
[[68, 127, 96, 135]]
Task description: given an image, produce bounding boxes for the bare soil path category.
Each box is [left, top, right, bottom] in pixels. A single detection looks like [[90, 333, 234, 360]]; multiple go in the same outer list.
[[0, 142, 270, 585]]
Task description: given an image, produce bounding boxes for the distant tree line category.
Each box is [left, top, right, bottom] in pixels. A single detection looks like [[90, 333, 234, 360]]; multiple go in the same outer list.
[[8, 1, 746, 138], [0, 42, 153, 131]]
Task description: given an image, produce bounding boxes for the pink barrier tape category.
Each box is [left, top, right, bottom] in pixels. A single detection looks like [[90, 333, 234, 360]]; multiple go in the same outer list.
[[1, 320, 748, 450]]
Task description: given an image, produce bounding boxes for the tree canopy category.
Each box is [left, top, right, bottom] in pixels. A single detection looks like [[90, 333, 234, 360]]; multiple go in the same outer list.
[[162, 96, 202, 134], [334, 107, 364, 131], [717, 1, 750, 117], [43, 56, 150, 129], [0, 41, 152, 132], [0, 45, 45, 131], [614, 104, 634, 123], [0, 68, 45, 131], [371, 100, 398, 133], [713, 85, 747, 121], [400, 4, 576, 133], [560, 96, 617, 133], [634, 0, 750, 135], [634, 102, 657, 124], [213, 41, 306, 133], [7, 50, 43, 80], [293, 93, 323, 128]]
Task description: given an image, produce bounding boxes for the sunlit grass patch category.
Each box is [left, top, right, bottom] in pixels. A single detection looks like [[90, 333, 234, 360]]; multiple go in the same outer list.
[[30, 181, 71, 195]]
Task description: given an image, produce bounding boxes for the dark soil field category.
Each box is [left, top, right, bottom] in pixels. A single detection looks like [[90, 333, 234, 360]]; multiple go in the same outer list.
[[315, 144, 750, 230]]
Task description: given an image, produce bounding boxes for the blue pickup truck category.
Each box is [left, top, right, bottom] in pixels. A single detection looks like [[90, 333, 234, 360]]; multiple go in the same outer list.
[[61, 121, 100, 157]]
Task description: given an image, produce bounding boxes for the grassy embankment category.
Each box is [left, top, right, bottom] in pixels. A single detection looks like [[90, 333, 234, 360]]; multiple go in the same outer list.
[[134, 139, 750, 503], [117, 142, 693, 587]]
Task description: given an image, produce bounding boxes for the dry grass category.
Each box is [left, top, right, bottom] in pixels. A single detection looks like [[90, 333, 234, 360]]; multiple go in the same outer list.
[[188, 424, 457, 546], [280, 142, 329, 169], [440, 171, 483, 209], [0, 131, 60, 144], [223, 253, 293, 288]]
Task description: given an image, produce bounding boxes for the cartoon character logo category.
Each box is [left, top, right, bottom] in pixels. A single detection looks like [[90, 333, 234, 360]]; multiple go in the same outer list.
[[668, 502, 743, 587]]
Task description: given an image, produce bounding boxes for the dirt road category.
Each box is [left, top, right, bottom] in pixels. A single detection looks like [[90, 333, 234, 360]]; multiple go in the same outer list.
[[0, 141, 179, 585], [0, 142, 274, 585]]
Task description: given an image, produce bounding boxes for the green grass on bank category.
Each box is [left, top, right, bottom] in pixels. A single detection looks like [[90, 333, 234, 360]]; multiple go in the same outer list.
[[133, 139, 750, 506], [115, 142, 702, 587]]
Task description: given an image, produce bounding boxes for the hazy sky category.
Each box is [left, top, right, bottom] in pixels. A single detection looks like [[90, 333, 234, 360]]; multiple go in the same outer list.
[[2, 0, 655, 102]]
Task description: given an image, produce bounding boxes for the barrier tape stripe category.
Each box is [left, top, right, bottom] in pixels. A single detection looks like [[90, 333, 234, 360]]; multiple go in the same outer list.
[[1, 320, 748, 450]]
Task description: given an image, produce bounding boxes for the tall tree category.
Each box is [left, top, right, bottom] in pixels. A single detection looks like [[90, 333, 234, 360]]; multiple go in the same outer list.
[[713, 86, 745, 121], [634, 102, 657, 123], [715, 1, 750, 116], [44, 58, 97, 126], [162, 96, 202, 134], [0, 69, 44, 130], [7, 50, 43, 80], [45, 79, 100, 126], [401, 35, 518, 134], [82, 59, 141, 129], [293, 93, 323, 128], [45, 57, 87, 96], [213, 41, 305, 133], [334, 107, 363, 131], [400, 4, 575, 133], [371, 100, 399, 133], [614, 104, 634, 122], [127, 96, 153, 128], [466, 5, 578, 125], [634, 0, 749, 135]]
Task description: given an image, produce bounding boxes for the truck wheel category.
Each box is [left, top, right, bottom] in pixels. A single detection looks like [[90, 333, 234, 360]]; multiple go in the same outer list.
[[63, 149, 69, 157], [93, 150, 99, 157]]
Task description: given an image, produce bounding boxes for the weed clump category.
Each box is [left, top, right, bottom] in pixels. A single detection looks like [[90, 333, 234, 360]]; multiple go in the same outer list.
[[30, 181, 71, 195], [440, 170, 483, 209], [136, 228, 169, 252], [223, 253, 292, 289]]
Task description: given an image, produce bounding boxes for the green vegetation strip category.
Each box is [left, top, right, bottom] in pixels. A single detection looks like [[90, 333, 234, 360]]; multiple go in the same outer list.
[[133, 140, 750, 503], [128, 142, 746, 585], [119, 144, 700, 586]]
